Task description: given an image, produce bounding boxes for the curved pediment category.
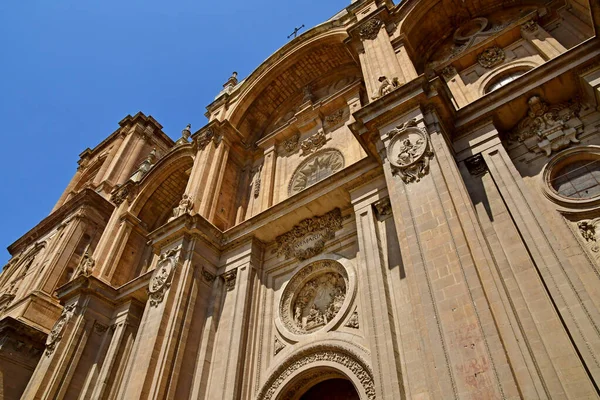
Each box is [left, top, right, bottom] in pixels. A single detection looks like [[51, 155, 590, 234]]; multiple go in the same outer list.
[[225, 26, 360, 144]]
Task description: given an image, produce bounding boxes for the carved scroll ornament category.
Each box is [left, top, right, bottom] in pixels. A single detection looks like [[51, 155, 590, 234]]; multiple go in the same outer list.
[[148, 246, 181, 307], [45, 303, 76, 356], [508, 96, 582, 156], [273, 208, 343, 260], [386, 119, 433, 183], [300, 129, 327, 156]]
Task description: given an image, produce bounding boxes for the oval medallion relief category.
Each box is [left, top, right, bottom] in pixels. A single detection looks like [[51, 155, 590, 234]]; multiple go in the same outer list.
[[279, 260, 354, 338]]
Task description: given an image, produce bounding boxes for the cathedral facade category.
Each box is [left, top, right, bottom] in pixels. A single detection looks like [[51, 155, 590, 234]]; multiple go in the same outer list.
[[1, 0, 600, 398]]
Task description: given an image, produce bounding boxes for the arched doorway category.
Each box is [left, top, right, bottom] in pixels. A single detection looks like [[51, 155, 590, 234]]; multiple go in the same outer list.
[[299, 378, 359, 400]]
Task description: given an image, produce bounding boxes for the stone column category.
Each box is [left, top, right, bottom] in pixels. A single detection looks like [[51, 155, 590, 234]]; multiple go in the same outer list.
[[204, 239, 259, 400], [350, 184, 404, 400], [117, 239, 196, 399], [375, 110, 523, 399], [481, 140, 600, 392], [93, 133, 125, 186], [259, 143, 277, 211], [355, 16, 406, 101], [520, 21, 567, 60]]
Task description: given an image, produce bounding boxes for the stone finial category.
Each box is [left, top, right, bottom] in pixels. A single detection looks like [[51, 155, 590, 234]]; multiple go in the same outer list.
[[182, 124, 191, 140], [223, 72, 238, 89]]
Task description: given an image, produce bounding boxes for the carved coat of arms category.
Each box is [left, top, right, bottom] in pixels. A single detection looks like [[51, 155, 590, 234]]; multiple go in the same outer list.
[[386, 119, 433, 183], [148, 246, 181, 307]]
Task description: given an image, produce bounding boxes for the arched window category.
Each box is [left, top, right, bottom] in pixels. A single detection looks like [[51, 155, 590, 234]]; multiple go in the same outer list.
[[485, 69, 529, 93]]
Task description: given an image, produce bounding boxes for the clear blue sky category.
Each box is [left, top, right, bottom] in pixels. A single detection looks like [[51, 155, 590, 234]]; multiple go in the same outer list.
[[0, 0, 349, 266]]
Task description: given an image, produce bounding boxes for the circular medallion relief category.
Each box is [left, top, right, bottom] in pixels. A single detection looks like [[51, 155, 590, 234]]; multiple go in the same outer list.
[[387, 128, 429, 169], [280, 260, 350, 336]]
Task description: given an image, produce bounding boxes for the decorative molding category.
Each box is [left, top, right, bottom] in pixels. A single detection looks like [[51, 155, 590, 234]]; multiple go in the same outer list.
[[222, 269, 238, 291], [464, 154, 487, 176], [521, 20, 538, 34], [274, 337, 286, 356], [274, 208, 343, 260], [386, 120, 433, 183], [300, 129, 327, 156], [373, 197, 392, 219], [288, 149, 344, 195], [282, 134, 300, 153], [45, 303, 76, 356], [93, 322, 108, 335], [168, 194, 194, 222], [324, 109, 344, 127], [441, 65, 457, 80], [507, 95, 582, 156], [201, 267, 216, 283], [371, 76, 401, 100], [196, 128, 222, 150], [345, 308, 359, 329], [359, 18, 383, 41], [110, 182, 136, 206], [148, 246, 181, 307], [477, 46, 505, 69], [257, 344, 376, 400]]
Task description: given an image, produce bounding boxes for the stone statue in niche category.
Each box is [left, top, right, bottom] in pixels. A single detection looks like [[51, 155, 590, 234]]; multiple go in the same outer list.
[[169, 194, 193, 222], [292, 272, 346, 332], [372, 76, 401, 100], [507, 95, 582, 156]]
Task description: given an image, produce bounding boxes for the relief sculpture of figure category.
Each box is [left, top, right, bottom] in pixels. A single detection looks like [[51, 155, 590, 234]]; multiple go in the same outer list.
[[169, 194, 193, 222]]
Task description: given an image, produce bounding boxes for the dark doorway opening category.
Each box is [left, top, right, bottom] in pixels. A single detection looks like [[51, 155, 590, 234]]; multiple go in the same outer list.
[[299, 378, 359, 400]]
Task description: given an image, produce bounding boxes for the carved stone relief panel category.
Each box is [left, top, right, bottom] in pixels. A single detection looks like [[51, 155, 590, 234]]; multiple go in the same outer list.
[[288, 149, 344, 195], [507, 95, 582, 156], [477, 46, 506, 68], [300, 129, 327, 156], [576, 218, 600, 256], [45, 303, 76, 356], [148, 246, 182, 307], [386, 119, 433, 183], [279, 260, 349, 336], [273, 208, 343, 261]]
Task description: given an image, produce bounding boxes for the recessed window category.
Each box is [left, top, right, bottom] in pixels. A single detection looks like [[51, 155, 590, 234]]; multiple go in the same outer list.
[[551, 159, 600, 199], [485, 69, 528, 93]]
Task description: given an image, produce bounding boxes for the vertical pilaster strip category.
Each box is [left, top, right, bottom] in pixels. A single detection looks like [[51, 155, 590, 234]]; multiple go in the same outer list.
[[260, 145, 277, 211], [352, 189, 404, 400], [520, 21, 567, 60]]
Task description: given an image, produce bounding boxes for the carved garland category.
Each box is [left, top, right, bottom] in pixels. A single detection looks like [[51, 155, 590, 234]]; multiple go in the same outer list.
[[386, 119, 434, 183], [273, 208, 343, 260], [148, 246, 181, 307], [257, 344, 375, 400]]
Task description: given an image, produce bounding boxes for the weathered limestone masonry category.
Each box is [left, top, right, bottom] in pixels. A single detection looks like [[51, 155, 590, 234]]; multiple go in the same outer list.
[[1, 0, 600, 398]]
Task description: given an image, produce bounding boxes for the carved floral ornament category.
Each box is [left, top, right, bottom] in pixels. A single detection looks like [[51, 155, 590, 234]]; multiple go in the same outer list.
[[507, 95, 583, 156], [386, 119, 434, 183], [577, 219, 600, 253], [300, 129, 327, 156], [148, 246, 182, 307], [273, 208, 343, 261], [45, 303, 77, 356]]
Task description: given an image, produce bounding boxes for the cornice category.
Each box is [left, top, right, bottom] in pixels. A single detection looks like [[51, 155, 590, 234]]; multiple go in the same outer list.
[[7, 189, 114, 256]]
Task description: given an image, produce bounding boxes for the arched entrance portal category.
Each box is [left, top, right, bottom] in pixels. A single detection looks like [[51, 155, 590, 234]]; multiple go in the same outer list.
[[299, 378, 360, 400]]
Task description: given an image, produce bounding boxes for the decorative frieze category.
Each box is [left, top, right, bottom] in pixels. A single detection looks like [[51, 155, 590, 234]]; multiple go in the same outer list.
[[222, 269, 238, 291], [371, 76, 401, 100], [45, 303, 76, 356], [359, 18, 383, 41], [148, 246, 181, 307], [477, 46, 505, 68], [168, 194, 194, 222], [300, 129, 327, 156], [507, 96, 582, 156], [386, 119, 433, 183], [274, 208, 343, 260]]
